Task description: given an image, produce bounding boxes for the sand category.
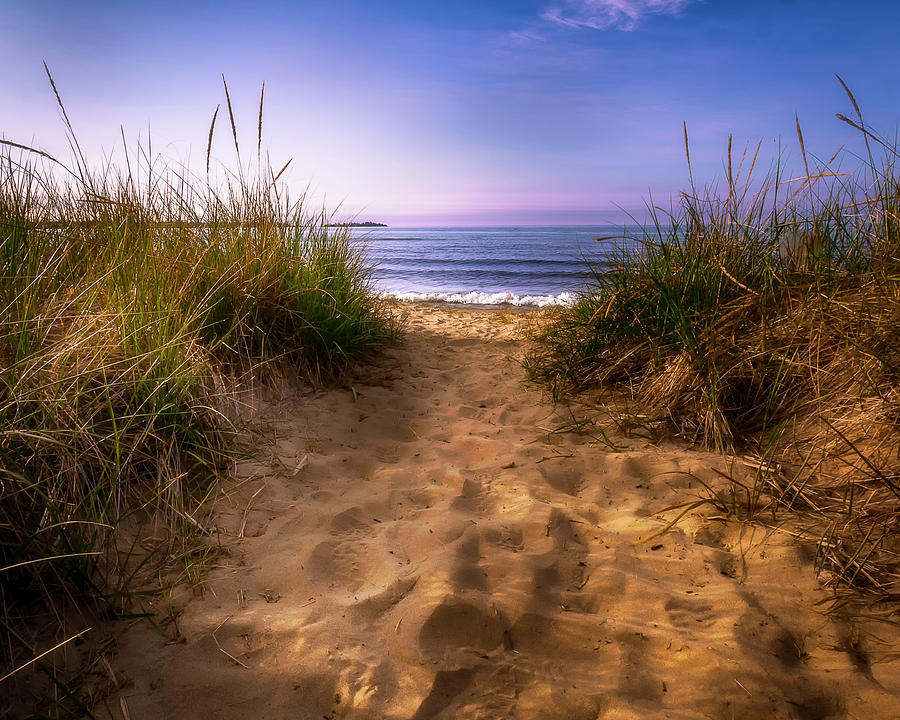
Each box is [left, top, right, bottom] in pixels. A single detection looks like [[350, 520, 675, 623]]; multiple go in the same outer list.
[[104, 304, 900, 719]]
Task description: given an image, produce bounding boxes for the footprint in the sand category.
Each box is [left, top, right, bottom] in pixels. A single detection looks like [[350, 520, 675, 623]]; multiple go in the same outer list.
[[436, 517, 475, 544], [410, 668, 477, 720], [457, 405, 483, 420], [349, 575, 419, 624], [373, 445, 401, 464], [329, 506, 372, 535], [418, 596, 505, 664], [531, 557, 563, 596], [508, 612, 613, 663], [529, 509, 591, 605], [693, 522, 727, 548], [458, 385, 493, 405], [621, 455, 656, 483], [712, 548, 740, 578], [729, 593, 845, 718], [406, 487, 439, 509], [449, 476, 494, 515], [539, 457, 587, 496], [494, 406, 525, 425], [304, 539, 394, 594], [735, 591, 809, 668], [514, 687, 607, 720], [455, 523, 483, 561], [449, 337, 481, 349], [616, 631, 664, 708], [663, 595, 716, 628], [451, 525, 489, 591], [547, 507, 587, 553], [482, 523, 524, 552]]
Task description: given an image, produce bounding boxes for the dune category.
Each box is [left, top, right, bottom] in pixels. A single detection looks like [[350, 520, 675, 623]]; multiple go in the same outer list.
[[104, 304, 900, 719]]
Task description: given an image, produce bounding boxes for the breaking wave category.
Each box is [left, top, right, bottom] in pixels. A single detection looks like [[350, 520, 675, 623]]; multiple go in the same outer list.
[[379, 290, 577, 307]]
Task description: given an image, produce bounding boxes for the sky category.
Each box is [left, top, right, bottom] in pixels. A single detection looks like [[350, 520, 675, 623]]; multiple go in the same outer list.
[[3, 0, 900, 225]]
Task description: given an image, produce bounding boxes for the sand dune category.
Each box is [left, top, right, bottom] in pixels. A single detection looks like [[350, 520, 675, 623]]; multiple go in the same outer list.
[[106, 305, 900, 719]]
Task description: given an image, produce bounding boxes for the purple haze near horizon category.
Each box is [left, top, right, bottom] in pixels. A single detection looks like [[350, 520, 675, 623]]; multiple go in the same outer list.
[[3, 0, 900, 226]]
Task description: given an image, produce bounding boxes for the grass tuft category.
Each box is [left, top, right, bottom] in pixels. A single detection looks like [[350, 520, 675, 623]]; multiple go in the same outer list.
[[1, 75, 393, 716], [527, 93, 900, 598]]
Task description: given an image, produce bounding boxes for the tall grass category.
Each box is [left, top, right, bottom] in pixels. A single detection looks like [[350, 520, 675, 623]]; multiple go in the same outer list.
[[527, 84, 900, 597], [1, 75, 393, 715]]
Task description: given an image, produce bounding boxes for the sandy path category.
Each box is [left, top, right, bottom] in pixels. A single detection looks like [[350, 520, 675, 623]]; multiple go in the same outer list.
[[107, 305, 899, 719]]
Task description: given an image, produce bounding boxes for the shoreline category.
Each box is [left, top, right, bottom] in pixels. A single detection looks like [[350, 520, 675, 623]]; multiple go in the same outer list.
[[101, 303, 900, 719], [402, 300, 544, 311], [378, 292, 576, 309]]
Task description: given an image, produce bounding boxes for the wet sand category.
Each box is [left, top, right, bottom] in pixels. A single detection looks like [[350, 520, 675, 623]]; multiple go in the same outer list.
[[106, 304, 900, 719]]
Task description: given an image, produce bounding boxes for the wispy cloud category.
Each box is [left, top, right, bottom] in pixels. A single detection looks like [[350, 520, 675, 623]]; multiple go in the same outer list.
[[507, 28, 547, 44], [541, 0, 695, 32]]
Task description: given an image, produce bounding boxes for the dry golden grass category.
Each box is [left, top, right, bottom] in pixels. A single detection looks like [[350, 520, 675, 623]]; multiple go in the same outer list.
[[0, 72, 394, 716], [527, 82, 900, 599]]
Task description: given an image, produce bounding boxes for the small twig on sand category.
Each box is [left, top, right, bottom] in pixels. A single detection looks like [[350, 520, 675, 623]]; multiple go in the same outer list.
[[537, 450, 575, 463], [238, 482, 268, 538], [291, 455, 309, 477], [212, 615, 248, 669]]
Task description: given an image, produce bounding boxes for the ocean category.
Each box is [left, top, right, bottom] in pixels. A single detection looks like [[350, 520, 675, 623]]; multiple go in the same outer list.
[[349, 225, 639, 307]]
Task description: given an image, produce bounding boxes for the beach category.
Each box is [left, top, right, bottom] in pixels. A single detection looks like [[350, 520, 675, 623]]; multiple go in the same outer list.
[[103, 303, 900, 719]]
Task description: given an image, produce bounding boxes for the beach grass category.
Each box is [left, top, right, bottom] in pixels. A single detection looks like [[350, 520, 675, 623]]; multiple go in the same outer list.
[[526, 86, 900, 597], [0, 75, 393, 714]]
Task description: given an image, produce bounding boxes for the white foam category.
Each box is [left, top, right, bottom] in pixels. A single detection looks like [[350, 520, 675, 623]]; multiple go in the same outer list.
[[379, 290, 576, 307]]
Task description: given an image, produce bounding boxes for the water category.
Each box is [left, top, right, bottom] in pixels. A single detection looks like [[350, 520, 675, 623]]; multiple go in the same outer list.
[[349, 225, 638, 307]]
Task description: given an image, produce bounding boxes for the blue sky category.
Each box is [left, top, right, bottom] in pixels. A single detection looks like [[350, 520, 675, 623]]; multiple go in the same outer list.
[[3, 0, 899, 225]]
